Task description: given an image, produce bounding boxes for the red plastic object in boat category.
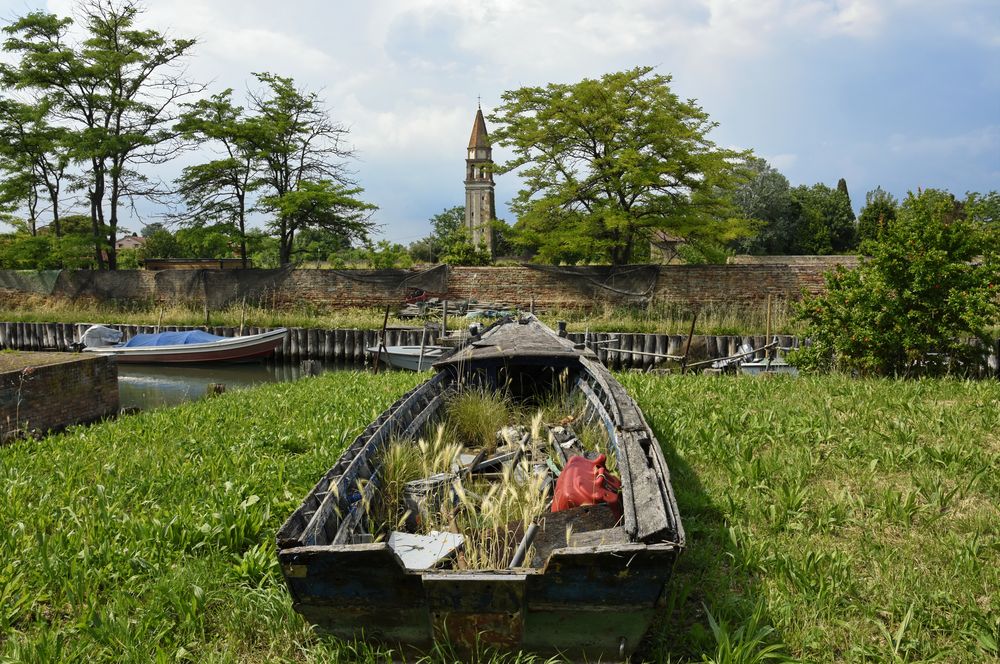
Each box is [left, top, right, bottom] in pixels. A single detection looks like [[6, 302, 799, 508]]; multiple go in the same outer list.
[[552, 454, 623, 518]]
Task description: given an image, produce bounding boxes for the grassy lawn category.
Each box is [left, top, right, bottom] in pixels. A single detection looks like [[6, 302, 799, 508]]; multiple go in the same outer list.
[[1, 372, 998, 662], [0, 296, 804, 336]]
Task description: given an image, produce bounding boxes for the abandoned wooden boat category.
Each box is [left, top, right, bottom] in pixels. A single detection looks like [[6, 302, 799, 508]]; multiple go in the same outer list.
[[80, 324, 287, 364], [365, 344, 451, 371], [277, 316, 684, 661]]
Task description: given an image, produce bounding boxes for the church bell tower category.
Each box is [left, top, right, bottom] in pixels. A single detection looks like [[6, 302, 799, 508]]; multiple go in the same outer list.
[[464, 105, 495, 256]]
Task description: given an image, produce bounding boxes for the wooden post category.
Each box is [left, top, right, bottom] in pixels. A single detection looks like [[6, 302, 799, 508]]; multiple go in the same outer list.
[[680, 311, 698, 374], [417, 326, 428, 372], [765, 294, 772, 359], [442, 300, 448, 338], [239, 297, 247, 336], [530, 294, 535, 315], [156, 307, 163, 334], [203, 298, 210, 328], [300, 360, 321, 376], [373, 305, 390, 374], [334, 329, 346, 363]]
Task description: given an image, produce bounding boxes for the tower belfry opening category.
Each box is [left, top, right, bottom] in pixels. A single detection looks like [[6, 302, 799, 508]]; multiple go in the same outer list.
[[464, 106, 495, 257]]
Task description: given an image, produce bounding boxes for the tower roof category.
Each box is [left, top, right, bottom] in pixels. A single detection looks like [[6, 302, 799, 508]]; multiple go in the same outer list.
[[468, 108, 490, 149]]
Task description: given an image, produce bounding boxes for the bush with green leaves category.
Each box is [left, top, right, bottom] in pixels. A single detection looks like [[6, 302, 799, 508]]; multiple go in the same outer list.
[[793, 188, 999, 377]]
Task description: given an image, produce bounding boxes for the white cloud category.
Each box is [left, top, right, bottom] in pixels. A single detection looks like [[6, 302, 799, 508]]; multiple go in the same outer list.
[[0, 0, 989, 237]]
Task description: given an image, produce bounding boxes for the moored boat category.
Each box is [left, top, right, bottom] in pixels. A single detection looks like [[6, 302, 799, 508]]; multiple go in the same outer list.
[[366, 344, 451, 371], [81, 325, 287, 364], [277, 316, 684, 660]]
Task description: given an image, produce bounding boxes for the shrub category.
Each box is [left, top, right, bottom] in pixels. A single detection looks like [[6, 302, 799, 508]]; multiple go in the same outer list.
[[793, 189, 999, 377]]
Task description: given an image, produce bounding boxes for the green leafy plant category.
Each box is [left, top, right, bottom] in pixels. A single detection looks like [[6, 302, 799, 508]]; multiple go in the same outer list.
[[792, 188, 999, 376]]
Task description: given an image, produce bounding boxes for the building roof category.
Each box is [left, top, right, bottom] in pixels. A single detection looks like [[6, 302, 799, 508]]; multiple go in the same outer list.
[[650, 229, 685, 246], [468, 108, 490, 149], [116, 234, 146, 249]]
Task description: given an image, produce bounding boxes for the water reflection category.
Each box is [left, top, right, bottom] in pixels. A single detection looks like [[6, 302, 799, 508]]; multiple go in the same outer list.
[[117, 361, 345, 410]]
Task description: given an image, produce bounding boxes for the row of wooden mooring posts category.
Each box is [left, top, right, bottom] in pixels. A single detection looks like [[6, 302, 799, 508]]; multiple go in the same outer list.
[[1, 321, 998, 375], [566, 332, 800, 371]]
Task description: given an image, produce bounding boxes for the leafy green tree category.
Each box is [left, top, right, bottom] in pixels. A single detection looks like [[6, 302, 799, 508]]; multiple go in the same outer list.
[[0, 98, 70, 236], [440, 229, 493, 266], [794, 189, 999, 377], [245, 73, 375, 265], [0, 233, 56, 268], [430, 206, 465, 244], [788, 184, 857, 254], [257, 179, 376, 265], [964, 190, 999, 226], [407, 237, 436, 263], [729, 157, 796, 255], [408, 206, 467, 263], [836, 177, 853, 211], [174, 90, 256, 266], [294, 227, 351, 264], [489, 67, 751, 265], [246, 228, 279, 269], [140, 228, 181, 259], [365, 241, 413, 269], [174, 224, 239, 259], [856, 187, 898, 246], [2, 0, 200, 269]]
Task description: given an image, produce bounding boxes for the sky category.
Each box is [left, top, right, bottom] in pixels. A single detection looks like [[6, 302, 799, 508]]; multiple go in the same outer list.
[[1, 0, 998, 244]]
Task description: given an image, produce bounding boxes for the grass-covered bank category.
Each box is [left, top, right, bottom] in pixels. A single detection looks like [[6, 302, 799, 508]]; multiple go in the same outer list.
[[1, 372, 998, 662], [620, 374, 1000, 663], [0, 296, 804, 336], [0, 370, 426, 663]]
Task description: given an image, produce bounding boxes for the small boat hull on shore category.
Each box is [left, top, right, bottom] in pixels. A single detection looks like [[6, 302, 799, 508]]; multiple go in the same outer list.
[[83, 327, 287, 364]]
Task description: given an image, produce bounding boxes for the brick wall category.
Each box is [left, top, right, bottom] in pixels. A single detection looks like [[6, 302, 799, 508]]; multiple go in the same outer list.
[[1, 353, 119, 441], [0, 261, 855, 311]]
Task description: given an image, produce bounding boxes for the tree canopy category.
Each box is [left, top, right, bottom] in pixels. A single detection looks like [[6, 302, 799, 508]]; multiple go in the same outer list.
[[2, 0, 201, 269], [490, 67, 752, 265], [794, 189, 999, 376], [856, 186, 898, 246]]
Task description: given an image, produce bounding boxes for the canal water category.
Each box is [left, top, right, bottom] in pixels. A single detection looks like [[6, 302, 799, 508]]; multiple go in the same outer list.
[[117, 362, 347, 410]]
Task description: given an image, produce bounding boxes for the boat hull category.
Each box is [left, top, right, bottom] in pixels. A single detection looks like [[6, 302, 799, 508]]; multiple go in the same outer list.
[[84, 328, 287, 364], [367, 345, 449, 371], [277, 319, 684, 661]]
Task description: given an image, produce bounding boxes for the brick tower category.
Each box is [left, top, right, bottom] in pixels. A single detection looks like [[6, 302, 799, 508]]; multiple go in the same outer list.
[[464, 105, 495, 256]]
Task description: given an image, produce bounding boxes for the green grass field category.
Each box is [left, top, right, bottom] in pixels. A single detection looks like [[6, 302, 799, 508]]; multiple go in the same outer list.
[[1, 372, 997, 662]]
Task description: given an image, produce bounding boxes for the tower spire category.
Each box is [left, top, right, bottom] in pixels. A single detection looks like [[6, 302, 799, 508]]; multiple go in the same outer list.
[[464, 105, 495, 258]]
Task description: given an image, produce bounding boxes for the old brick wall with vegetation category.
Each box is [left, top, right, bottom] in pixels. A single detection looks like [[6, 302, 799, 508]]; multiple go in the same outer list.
[[0, 261, 858, 311], [1, 353, 118, 441]]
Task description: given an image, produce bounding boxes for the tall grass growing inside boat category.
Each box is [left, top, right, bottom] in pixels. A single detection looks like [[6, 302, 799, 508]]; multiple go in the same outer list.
[[445, 389, 512, 452], [453, 458, 551, 570], [369, 438, 423, 535]]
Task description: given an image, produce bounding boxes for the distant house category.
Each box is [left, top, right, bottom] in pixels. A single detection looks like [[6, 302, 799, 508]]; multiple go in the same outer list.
[[116, 234, 146, 251], [650, 230, 686, 264]]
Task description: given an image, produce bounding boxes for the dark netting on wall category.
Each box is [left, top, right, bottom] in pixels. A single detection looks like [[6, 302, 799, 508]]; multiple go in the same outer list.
[[0, 264, 450, 308], [0, 270, 62, 295], [155, 267, 297, 309], [522, 264, 661, 303], [53, 270, 152, 300], [328, 264, 449, 293]]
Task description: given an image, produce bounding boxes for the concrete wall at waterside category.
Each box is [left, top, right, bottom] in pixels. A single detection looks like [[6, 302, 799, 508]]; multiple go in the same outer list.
[[0, 261, 857, 311], [0, 353, 118, 441]]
